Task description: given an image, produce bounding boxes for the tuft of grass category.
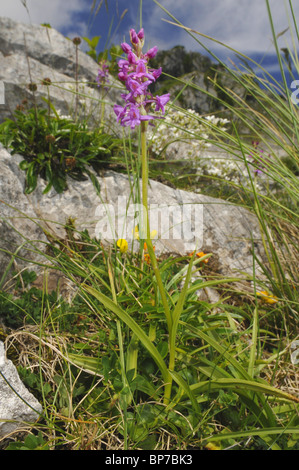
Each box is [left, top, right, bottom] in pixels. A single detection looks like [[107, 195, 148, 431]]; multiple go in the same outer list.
[[1, 220, 298, 450]]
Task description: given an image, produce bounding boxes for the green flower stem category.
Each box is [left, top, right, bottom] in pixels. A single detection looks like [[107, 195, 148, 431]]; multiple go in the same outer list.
[[107, 258, 129, 447], [140, 122, 172, 328], [100, 89, 105, 129], [140, 121, 173, 403]]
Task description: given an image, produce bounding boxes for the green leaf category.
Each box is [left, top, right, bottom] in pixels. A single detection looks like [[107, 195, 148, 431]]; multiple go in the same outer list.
[[25, 162, 38, 193], [82, 35, 100, 49], [138, 434, 157, 450], [186, 277, 242, 296], [82, 284, 169, 383], [82, 36, 93, 47], [43, 162, 53, 194], [90, 35, 101, 49], [157, 341, 168, 359], [41, 96, 60, 119], [131, 375, 160, 399], [170, 251, 195, 345], [203, 426, 299, 443], [67, 353, 102, 375], [181, 321, 252, 380], [52, 175, 66, 193], [169, 370, 200, 413], [188, 377, 299, 403], [248, 306, 258, 377], [19, 160, 30, 170], [85, 169, 101, 196]]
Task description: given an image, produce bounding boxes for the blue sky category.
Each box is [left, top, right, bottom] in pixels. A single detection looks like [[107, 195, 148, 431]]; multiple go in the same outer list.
[[1, 0, 298, 83]]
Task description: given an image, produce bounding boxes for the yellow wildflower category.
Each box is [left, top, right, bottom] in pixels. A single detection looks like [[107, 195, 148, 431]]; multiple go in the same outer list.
[[117, 238, 128, 253], [205, 442, 221, 450], [150, 229, 157, 239], [257, 290, 278, 304], [188, 251, 209, 264], [134, 226, 157, 241], [134, 226, 140, 240]]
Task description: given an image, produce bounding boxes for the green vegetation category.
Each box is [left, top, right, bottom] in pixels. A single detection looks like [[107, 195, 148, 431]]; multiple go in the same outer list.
[[1, 232, 298, 450], [0, 105, 123, 194]]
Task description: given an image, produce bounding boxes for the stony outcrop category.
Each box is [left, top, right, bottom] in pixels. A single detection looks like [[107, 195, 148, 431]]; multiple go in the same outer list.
[[0, 146, 48, 287], [150, 45, 219, 114], [0, 145, 265, 288], [153, 45, 213, 80], [0, 340, 42, 438], [0, 16, 121, 128]]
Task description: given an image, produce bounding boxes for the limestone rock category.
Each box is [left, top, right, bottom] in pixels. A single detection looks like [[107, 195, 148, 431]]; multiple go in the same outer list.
[[0, 146, 48, 288], [0, 16, 121, 128], [151, 46, 218, 114], [0, 17, 97, 81], [166, 70, 218, 114], [153, 46, 213, 80], [0, 145, 266, 287], [0, 341, 42, 438]]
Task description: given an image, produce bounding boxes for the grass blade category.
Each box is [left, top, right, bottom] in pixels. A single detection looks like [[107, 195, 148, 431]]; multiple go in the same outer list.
[[82, 284, 169, 383], [188, 377, 299, 403]]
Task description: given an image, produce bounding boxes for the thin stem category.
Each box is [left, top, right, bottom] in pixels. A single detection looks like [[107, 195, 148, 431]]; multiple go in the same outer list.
[[140, 121, 173, 404], [141, 121, 149, 235], [100, 88, 105, 128], [288, 0, 299, 44], [140, 122, 172, 331], [107, 258, 128, 449], [75, 44, 79, 121]]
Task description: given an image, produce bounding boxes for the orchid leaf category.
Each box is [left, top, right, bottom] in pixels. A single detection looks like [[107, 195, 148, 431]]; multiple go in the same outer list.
[[82, 284, 169, 383]]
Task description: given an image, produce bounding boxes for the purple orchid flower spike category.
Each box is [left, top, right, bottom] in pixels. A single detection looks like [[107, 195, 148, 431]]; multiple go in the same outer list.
[[113, 28, 170, 130]]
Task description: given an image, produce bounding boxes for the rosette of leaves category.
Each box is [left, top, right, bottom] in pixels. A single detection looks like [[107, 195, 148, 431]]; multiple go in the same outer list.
[[0, 106, 122, 194]]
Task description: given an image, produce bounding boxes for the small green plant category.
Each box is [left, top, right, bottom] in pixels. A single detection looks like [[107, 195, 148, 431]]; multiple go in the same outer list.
[[5, 432, 49, 450], [82, 35, 101, 62], [0, 106, 122, 194], [83, 36, 124, 77], [0, 268, 91, 332]]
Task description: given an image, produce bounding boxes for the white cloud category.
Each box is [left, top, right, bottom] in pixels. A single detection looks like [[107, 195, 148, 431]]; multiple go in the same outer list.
[[1, 0, 298, 60], [0, 0, 87, 34], [141, 0, 299, 57]]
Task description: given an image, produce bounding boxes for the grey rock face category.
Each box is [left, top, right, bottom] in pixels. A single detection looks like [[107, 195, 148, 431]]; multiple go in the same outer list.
[[0, 17, 97, 81], [0, 146, 265, 285], [0, 16, 121, 127], [151, 45, 250, 114], [167, 71, 218, 114], [0, 341, 42, 438], [151, 46, 218, 114], [0, 146, 48, 287], [154, 46, 212, 80]]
